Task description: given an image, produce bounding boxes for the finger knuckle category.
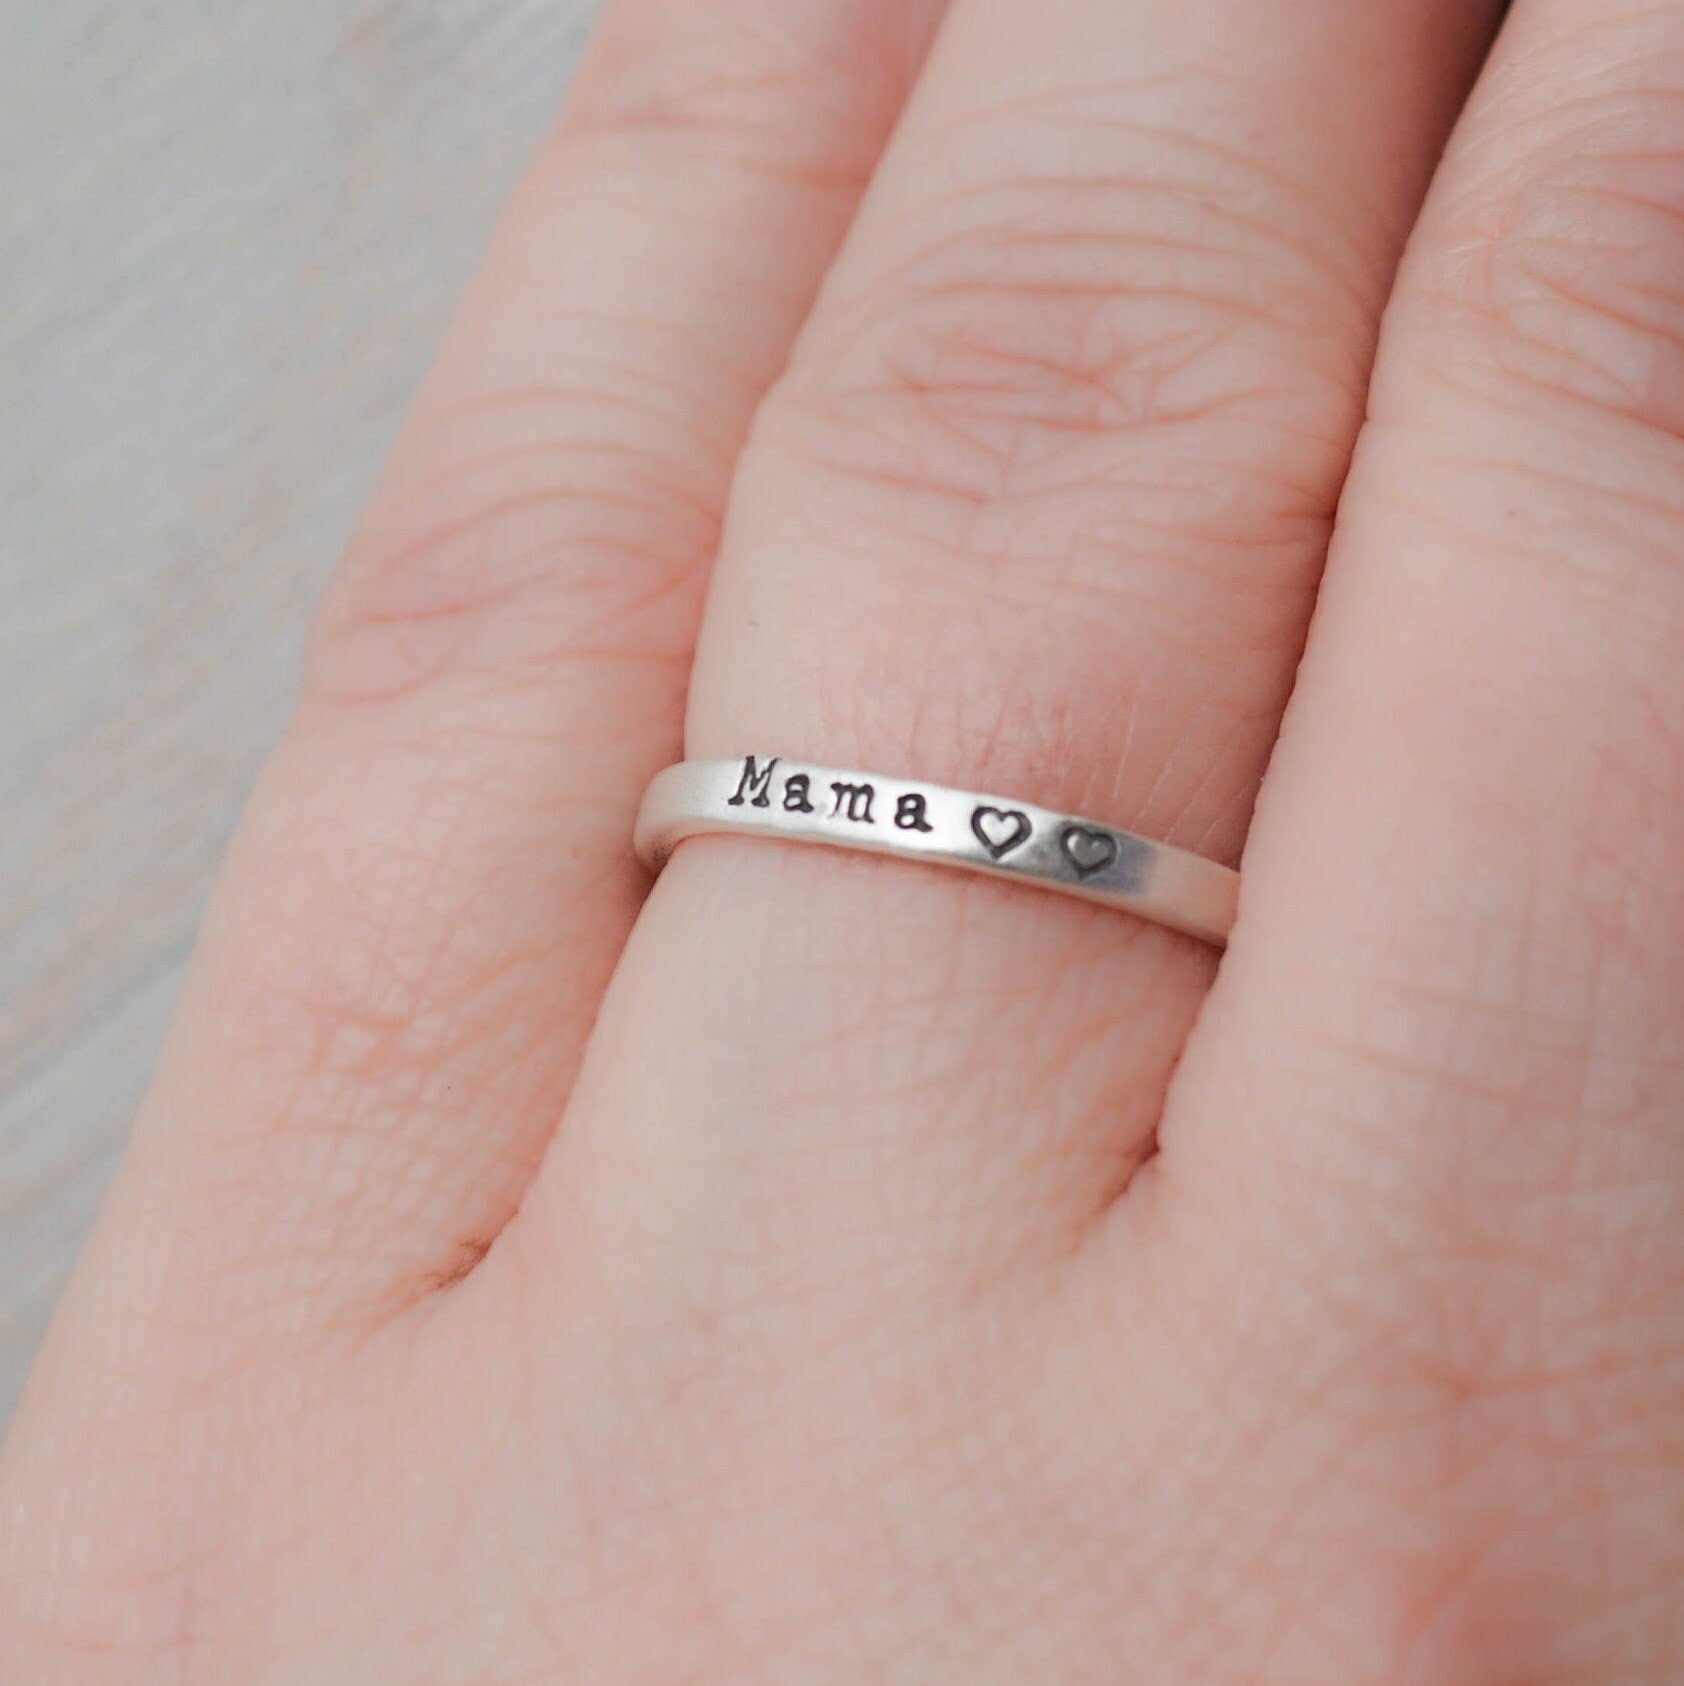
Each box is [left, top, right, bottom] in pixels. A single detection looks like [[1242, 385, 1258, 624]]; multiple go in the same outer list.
[[305, 387, 718, 709], [778, 102, 1372, 524], [563, 1, 915, 186], [1402, 28, 1684, 442]]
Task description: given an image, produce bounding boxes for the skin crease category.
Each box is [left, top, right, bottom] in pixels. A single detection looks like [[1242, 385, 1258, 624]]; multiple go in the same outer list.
[[5, 0, 1684, 1680]]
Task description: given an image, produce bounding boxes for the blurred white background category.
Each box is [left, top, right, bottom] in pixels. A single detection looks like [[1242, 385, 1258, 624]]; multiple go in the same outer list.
[[0, 0, 598, 1416]]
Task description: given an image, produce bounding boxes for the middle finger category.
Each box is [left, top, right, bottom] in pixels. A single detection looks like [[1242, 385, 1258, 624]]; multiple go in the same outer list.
[[540, 0, 1499, 1296]]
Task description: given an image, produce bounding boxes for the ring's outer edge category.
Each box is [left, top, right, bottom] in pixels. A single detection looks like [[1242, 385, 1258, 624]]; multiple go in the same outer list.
[[634, 756, 1239, 949]]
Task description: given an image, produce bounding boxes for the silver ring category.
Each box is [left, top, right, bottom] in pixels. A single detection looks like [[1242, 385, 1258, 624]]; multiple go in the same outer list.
[[635, 756, 1239, 948]]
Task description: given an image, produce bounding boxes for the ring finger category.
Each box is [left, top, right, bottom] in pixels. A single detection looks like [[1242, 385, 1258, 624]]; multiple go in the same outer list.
[[526, 0, 1502, 1300]]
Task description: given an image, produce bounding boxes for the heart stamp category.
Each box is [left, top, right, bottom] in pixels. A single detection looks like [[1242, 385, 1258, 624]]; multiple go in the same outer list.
[[971, 806, 1032, 859], [1060, 825, 1118, 879]]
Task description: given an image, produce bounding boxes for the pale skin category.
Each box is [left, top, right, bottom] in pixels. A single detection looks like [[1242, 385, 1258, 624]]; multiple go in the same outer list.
[[5, 0, 1684, 1676]]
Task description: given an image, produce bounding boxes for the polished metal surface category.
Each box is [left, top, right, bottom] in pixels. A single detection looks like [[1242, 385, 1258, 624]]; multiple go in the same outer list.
[[636, 757, 1240, 947]]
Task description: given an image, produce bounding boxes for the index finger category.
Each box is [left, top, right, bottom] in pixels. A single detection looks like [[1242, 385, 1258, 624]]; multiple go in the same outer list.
[[56, 0, 948, 1327]]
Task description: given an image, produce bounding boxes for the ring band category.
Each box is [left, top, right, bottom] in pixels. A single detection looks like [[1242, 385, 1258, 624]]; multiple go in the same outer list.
[[634, 756, 1239, 948]]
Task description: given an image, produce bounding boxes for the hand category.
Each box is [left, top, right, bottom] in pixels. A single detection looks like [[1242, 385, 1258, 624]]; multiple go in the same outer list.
[[6, 0, 1683, 1678]]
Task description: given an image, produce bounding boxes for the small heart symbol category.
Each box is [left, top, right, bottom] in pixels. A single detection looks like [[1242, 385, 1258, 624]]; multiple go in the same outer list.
[[1060, 825, 1117, 879], [971, 806, 1031, 859]]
